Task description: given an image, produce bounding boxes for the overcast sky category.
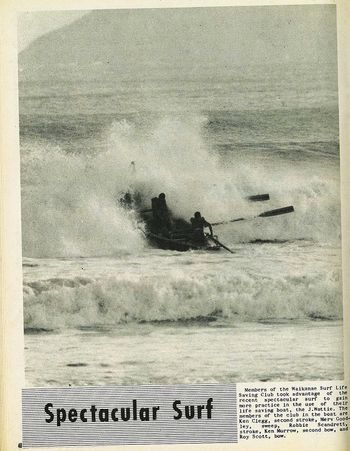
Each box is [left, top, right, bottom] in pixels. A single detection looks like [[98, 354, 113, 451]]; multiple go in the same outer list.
[[17, 11, 88, 51], [18, 5, 337, 78], [18, 5, 336, 56]]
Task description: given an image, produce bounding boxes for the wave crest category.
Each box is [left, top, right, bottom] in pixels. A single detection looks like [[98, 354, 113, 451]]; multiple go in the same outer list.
[[23, 269, 342, 330]]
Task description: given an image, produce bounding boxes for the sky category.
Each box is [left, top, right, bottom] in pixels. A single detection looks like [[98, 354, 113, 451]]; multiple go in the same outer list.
[[18, 5, 337, 81], [17, 11, 88, 51], [18, 5, 336, 56]]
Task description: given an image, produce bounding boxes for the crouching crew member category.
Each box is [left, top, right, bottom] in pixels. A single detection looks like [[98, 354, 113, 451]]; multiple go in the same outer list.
[[151, 193, 172, 236], [190, 211, 213, 243]]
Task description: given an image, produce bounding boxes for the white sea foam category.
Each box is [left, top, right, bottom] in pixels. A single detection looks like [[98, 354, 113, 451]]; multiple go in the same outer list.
[[21, 116, 340, 257], [23, 264, 342, 330]]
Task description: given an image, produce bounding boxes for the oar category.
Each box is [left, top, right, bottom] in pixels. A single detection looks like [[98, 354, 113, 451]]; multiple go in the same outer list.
[[259, 205, 294, 217], [248, 193, 270, 202], [207, 235, 234, 254], [212, 205, 294, 226]]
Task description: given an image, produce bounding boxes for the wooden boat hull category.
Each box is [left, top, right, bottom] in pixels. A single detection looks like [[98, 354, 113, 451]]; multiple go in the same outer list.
[[145, 231, 221, 252]]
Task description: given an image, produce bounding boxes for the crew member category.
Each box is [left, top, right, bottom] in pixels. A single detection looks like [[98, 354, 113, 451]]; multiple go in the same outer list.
[[190, 211, 213, 243], [157, 193, 172, 230], [150, 193, 172, 234]]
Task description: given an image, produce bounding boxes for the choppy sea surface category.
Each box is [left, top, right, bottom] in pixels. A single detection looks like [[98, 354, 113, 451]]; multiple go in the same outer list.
[[20, 63, 343, 386]]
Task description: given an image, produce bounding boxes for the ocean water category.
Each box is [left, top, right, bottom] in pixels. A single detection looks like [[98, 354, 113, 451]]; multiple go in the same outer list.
[[20, 63, 343, 386]]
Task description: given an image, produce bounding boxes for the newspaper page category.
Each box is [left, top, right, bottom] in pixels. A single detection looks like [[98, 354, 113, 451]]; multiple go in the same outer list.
[[1, 0, 349, 450]]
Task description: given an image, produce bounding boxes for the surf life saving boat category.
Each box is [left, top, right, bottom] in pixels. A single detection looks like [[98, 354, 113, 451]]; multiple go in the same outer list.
[[119, 191, 294, 253], [119, 191, 222, 252], [138, 206, 222, 252]]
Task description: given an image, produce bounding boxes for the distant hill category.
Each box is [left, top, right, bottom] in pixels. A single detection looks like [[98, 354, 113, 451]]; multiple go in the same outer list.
[[18, 5, 337, 81]]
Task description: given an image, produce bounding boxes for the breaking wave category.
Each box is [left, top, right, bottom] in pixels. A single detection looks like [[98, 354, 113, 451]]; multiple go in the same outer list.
[[23, 268, 342, 330], [21, 116, 341, 257]]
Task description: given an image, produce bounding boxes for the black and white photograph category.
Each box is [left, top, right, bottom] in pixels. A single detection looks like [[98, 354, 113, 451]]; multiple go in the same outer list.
[[18, 4, 343, 387]]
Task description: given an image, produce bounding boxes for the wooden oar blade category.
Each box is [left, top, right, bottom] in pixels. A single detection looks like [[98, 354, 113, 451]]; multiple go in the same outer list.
[[258, 205, 294, 218], [248, 193, 270, 202]]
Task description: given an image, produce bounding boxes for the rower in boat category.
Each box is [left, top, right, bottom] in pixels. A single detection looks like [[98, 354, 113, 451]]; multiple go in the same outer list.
[[151, 193, 172, 237], [190, 211, 213, 244], [157, 193, 170, 224]]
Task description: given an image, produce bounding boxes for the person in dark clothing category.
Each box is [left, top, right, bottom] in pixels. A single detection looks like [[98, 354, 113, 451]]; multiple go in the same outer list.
[[157, 193, 172, 230], [150, 193, 172, 235], [190, 211, 213, 243], [157, 193, 167, 212]]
